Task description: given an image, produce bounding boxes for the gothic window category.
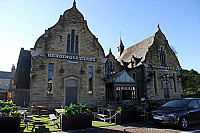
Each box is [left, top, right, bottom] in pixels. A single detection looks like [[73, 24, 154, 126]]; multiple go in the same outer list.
[[159, 46, 167, 66], [173, 73, 177, 93], [88, 66, 93, 94], [67, 29, 79, 53], [48, 63, 54, 94], [106, 61, 116, 78], [153, 71, 158, 94], [109, 61, 112, 73]]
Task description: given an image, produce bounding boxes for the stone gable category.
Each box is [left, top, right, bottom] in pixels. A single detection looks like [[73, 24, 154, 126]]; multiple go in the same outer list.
[[30, 3, 106, 108]]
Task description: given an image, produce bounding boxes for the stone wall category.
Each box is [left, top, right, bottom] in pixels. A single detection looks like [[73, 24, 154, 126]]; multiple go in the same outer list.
[[30, 4, 106, 109], [144, 29, 183, 99]]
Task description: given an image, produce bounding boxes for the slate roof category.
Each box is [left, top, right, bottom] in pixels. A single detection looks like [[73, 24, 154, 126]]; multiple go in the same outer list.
[[117, 28, 161, 67], [14, 48, 31, 89], [0, 71, 11, 79]]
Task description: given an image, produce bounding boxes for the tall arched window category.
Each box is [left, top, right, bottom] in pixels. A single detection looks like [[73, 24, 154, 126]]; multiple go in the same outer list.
[[159, 46, 167, 66], [67, 29, 79, 53]]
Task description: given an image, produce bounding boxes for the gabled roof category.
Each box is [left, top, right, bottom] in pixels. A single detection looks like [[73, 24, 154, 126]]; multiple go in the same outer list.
[[106, 69, 136, 83], [117, 26, 162, 67], [118, 34, 155, 67], [0, 71, 11, 79]]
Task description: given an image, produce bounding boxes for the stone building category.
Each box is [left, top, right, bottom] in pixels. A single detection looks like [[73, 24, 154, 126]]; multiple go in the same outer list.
[[117, 24, 183, 100], [0, 65, 16, 100], [30, 1, 106, 109], [28, 1, 183, 108]]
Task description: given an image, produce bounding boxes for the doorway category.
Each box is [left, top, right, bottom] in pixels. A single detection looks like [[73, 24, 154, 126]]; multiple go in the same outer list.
[[162, 81, 171, 98], [65, 80, 77, 105]]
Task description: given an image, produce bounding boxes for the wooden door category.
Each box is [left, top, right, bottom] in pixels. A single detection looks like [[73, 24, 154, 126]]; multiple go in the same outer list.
[[65, 80, 77, 105]]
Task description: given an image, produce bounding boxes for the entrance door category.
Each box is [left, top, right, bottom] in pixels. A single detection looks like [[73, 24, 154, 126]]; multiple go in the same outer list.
[[65, 80, 77, 106], [162, 81, 170, 98]]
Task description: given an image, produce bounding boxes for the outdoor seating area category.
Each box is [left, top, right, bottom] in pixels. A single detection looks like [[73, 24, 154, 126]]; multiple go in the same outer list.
[[18, 104, 117, 132], [0, 100, 141, 132], [0, 98, 145, 133], [19, 115, 116, 132]]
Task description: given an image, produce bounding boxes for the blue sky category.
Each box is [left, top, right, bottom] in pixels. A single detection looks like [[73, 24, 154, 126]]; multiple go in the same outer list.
[[0, 0, 200, 72]]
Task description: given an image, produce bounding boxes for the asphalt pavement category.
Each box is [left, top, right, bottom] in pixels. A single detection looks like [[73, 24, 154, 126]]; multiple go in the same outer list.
[[54, 121, 200, 133]]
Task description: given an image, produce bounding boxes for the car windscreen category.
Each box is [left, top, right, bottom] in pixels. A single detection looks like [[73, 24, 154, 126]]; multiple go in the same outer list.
[[162, 100, 189, 108]]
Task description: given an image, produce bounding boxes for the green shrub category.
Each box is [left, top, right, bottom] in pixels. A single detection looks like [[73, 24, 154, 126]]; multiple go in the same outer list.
[[0, 100, 21, 117], [62, 103, 91, 117], [117, 102, 140, 112]]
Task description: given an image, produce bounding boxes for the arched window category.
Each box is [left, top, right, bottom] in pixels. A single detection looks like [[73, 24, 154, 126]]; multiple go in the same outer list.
[[67, 29, 79, 53], [159, 46, 167, 66], [106, 60, 116, 78]]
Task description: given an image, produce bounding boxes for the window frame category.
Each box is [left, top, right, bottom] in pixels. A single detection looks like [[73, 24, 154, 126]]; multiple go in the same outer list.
[[88, 66, 93, 94], [173, 73, 177, 93], [47, 63, 54, 95], [66, 29, 79, 53], [159, 46, 167, 66], [153, 71, 158, 94]]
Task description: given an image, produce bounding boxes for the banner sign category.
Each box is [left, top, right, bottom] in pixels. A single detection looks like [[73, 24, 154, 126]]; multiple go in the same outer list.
[[152, 65, 180, 71], [47, 53, 96, 62]]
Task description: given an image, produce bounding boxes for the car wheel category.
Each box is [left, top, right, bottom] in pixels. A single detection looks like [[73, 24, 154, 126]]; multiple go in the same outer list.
[[179, 117, 188, 129]]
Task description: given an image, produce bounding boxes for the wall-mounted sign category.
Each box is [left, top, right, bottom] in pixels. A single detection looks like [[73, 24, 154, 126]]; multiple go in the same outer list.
[[152, 65, 180, 71], [47, 53, 96, 62]]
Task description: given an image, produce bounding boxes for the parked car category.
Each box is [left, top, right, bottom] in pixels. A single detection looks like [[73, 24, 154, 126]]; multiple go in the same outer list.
[[151, 98, 200, 129]]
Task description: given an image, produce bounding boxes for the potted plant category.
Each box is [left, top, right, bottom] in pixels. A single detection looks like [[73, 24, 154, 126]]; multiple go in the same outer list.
[[117, 102, 141, 124], [61, 103, 92, 130], [0, 100, 21, 133]]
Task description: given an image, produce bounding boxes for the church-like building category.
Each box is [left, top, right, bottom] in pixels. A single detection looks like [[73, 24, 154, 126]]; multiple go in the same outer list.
[[20, 1, 183, 109]]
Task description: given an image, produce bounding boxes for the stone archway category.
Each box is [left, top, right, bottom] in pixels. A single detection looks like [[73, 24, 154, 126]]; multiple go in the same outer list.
[[63, 76, 81, 106]]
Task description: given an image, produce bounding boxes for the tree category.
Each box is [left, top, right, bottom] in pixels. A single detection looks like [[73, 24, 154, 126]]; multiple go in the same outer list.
[[181, 69, 200, 94]]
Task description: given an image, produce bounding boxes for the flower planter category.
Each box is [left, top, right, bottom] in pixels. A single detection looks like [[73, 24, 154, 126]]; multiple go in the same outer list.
[[61, 113, 92, 130], [117, 110, 141, 124], [0, 117, 20, 133]]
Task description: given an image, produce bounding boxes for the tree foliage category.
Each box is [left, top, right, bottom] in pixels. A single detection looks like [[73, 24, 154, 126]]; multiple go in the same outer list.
[[181, 69, 200, 94]]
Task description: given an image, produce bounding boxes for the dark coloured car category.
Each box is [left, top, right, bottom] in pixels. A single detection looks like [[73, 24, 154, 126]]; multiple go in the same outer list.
[[151, 98, 200, 129]]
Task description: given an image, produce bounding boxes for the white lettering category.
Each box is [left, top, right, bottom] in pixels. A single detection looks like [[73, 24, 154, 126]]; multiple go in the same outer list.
[[151, 65, 178, 71], [47, 53, 96, 62], [58, 55, 63, 58]]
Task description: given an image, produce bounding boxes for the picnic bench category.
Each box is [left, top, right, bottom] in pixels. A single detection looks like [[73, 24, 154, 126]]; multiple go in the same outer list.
[[49, 114, 59, 128]]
